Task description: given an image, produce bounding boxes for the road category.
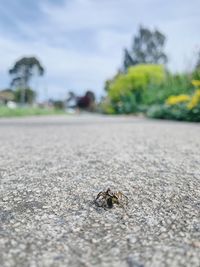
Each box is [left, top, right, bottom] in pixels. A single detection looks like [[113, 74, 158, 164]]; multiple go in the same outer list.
[[0, 115, 200, 267]]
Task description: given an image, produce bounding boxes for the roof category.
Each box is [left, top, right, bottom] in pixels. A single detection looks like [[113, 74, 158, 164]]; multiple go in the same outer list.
[[0, 89, 14, 101]]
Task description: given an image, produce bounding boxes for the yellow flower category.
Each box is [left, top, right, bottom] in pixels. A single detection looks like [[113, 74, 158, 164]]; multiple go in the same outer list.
[[192, 80, 200, 87], [166, 94, 190, 106], [187, 89, 200, 109]]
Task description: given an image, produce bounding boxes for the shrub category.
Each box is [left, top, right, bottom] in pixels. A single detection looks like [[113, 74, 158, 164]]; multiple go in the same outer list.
[[147, 104, 189, 121], [147, 80, 200, 122], [142, 72, 192, 105], [100, 97, 116, 114], [14, 88, 36, 104], [102, 62, 200, 122], [187, 89, 200, 109], [165, 94, 190, 105], [114, 93, 137, 114], [147, 103, 200, 122], [104, 64, 165, 114], [108, 64, 165, 102]]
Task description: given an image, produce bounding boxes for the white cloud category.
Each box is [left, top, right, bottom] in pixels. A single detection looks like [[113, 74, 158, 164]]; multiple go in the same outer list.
[[0, 0, 200, 99], [0, 34, 120, 97], [40, 0, 134, 31]]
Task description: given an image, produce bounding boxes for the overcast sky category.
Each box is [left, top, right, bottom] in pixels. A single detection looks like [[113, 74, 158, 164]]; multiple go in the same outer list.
[[0, 0, 199, 100]]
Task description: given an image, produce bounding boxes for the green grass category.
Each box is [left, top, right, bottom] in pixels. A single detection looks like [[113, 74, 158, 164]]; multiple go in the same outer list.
[[0, 106, 66, 117]]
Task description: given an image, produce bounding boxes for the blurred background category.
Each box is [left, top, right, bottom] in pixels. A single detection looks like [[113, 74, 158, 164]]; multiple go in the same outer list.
[[0, 0, 200, 121]]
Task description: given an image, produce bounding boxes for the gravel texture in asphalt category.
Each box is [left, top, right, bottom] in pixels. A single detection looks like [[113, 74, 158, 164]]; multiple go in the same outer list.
[[0, 115, 200, 267]]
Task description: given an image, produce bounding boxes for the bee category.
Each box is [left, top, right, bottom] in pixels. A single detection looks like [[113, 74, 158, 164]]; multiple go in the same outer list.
[[95, 188, 128, 209]]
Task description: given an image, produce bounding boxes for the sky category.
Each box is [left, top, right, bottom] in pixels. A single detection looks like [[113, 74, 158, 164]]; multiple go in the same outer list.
[[0, 0, 200, 100]]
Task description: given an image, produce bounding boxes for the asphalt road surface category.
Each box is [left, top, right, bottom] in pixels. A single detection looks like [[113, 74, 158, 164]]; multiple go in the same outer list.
[[0, 115, 200, 267]]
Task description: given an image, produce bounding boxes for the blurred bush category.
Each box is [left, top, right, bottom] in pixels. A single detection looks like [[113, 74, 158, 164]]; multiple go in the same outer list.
[[105, 64, 165, 114], [101, 27, 200, 122], [147, 80, 200, 122], [102, 62, 200, 121], [53, 100, 65, 110], [14, 88, 36, 104], [165, 94, 190, 105], [141, 72, 192, 106]]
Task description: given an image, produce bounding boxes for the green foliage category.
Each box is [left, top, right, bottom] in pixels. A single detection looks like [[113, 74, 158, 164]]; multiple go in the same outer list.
[[9, 57, 44, 88], [14, 88, 36, 104], [9, 56, 44, 105], [128, 64, 165, 88], [192, 67, 200, 81], [142, 72, 192, 105], [147, 103, 200, 122], [123, 26, 168, 71], [107, 64, 165, 106], [108, 73, 132, 101], [0, 107, 65, 118], [99, 98, 116, 114], [102, 56, 200, 122], [53, 100, 65, 110], [103, 64, 165, 114], [111, 93, 137, 114], [146, 84, 200, 122], [123, 49, 137, 70], [102, 66, 197, 120]]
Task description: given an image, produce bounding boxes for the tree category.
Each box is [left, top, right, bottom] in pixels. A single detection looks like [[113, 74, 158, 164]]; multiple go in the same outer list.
[[9, 56, 44, 105], [77, 90, 96, 111], [14, 88, 36, 104], [123, 26, 168, 71], [123, 49, 137, 71]]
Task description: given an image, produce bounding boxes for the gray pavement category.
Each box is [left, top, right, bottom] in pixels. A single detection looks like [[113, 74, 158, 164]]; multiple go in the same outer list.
[[0, 115, 200, 267]]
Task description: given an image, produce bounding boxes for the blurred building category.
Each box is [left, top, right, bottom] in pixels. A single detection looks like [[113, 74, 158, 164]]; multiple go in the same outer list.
[[0, 89, 15, 105]]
